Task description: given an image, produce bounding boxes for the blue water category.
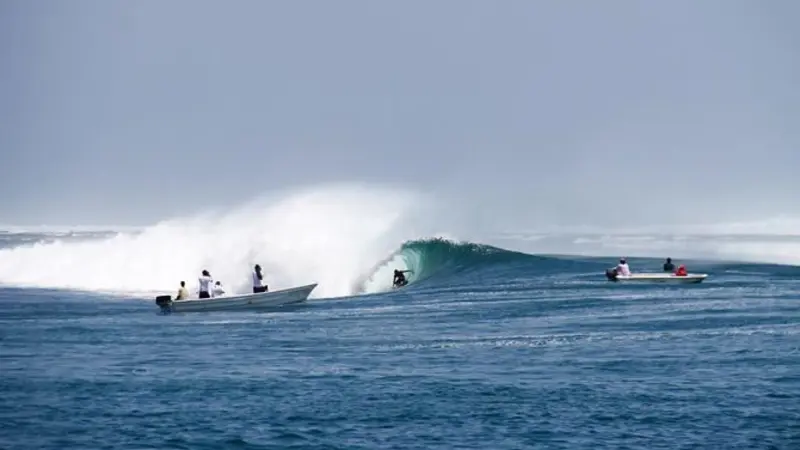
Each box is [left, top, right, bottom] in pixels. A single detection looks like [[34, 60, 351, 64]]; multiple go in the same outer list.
[[1, 239, 799, 449]]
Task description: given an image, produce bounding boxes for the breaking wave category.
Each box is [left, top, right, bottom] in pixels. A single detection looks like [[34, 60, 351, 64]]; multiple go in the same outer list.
[[1, 182, 799, 299], [354, 238, 538, 292], [0, 183, 438, 298]]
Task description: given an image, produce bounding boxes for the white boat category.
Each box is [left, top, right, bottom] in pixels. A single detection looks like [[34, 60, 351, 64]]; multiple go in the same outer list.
[[605, 270, 707, 284], [155, 283, 318, 313]]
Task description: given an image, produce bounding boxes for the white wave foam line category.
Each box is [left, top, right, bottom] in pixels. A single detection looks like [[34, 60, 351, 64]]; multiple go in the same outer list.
[[498, 215, 800, 237], [585, 235, 800, 266], [710, 241, 800, 266], [0, 183, 438, 298], [491, 230, 800, 267], [0, 225, 143, 234]]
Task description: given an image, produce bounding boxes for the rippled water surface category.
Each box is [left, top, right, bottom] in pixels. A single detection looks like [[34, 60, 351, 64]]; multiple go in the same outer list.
[[2, 257, 799, 449]]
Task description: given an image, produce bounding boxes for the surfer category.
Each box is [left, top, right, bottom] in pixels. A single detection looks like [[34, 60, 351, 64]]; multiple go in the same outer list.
[[176, 281, 189, 300], [252, 264, 268, 293], [198, 270, 213, 298], [663, 258, 675, 272], [393, 269, 411, 288]]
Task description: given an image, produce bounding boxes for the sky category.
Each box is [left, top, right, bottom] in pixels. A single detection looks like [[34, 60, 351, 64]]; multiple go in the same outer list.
[[1, 0, 798, 229]]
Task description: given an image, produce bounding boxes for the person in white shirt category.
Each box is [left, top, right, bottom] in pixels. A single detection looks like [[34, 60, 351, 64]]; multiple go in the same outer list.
[[252, 264, 268, 293], [198, 270, 213, 298], [212, 281, 226, 297], [616, 258, 631, 276]]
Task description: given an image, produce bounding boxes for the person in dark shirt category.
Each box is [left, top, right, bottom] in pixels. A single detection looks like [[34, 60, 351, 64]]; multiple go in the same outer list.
[[393, 269, 411, 288], [663, 258, 675, 272]]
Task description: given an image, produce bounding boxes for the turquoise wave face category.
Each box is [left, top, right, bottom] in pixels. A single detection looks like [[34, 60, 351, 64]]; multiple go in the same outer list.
[[360, 237, 800, 294], [353, 237, 608, 294], [397, 238, 535, 283]]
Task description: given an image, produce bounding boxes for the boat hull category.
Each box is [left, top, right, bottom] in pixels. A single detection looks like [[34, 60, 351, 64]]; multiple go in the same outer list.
[[608, 273, 707, 284], [156, 283, 318, 313]]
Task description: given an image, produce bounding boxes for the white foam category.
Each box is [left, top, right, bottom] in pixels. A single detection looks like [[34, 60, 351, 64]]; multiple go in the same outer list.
[[356, 252, 411, 294], [0, 224, 143, 234], [490, 230, 800, 267], [497, 215, 800, 237], [0, 183, 438, 298], [486, 214, 800, 267]]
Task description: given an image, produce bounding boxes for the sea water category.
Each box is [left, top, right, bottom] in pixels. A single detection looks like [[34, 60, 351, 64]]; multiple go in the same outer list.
[[1, 232, 798, 449]]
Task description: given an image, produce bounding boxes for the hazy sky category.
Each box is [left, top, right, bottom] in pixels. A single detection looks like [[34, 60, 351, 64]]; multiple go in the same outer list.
[[2, 0, 798, 228]]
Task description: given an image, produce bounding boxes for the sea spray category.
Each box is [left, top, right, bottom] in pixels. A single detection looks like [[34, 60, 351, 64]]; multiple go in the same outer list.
[[0, 183, 436, 298]]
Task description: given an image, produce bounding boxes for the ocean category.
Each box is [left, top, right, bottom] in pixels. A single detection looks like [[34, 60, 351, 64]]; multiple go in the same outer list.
[[1, 230, 799, 449]]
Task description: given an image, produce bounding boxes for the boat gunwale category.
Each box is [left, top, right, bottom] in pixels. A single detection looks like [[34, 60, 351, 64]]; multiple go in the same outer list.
[[170, 282, 318, 305], [617, 273, 708, 279]]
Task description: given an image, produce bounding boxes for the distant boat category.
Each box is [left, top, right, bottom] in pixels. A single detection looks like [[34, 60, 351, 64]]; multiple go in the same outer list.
[[605, 270, 707, 284], [155, 283, 318, 313]]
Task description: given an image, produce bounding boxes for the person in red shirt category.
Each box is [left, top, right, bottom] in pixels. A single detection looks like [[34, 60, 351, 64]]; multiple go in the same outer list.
[[675, 264, 688, 276]]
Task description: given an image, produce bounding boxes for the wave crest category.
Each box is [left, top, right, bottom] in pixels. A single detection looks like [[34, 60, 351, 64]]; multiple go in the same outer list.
[[0, 183, 434, 298], [354, 237, 538, 293]]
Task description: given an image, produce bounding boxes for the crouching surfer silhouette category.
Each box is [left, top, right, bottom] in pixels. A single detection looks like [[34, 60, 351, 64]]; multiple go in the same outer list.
[[393, 269, 412, 288]]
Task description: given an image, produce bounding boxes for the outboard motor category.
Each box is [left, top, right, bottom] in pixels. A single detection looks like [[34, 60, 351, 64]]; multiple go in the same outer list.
[[155, 295, 173, 314], [605, 268, 618, 282]]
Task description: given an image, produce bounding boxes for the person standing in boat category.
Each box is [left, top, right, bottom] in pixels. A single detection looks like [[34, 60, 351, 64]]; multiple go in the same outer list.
[[198, 270, 213, 298], [663, 258, 675, 272], [252, 264, 268, 293]]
